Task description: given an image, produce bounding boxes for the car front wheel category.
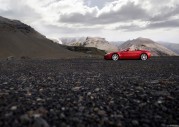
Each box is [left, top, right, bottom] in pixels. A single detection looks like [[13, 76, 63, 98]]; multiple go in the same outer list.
[[141, 54, 148, 60], [112, 54, 119, 61]]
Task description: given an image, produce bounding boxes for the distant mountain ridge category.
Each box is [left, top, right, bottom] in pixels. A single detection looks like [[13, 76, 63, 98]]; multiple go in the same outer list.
[[119, 37, 177, 56], [60, 37, 118, 53], [60, 37, 86, 46], [158, 42, 179, 54]]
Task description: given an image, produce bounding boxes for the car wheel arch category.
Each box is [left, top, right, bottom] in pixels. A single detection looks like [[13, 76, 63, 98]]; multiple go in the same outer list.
[[112, 53, 120, 58], [141, 52, 148, 57]]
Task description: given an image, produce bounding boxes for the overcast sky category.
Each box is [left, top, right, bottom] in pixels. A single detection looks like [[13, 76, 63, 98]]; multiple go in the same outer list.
[[0, 0, 179, 43]]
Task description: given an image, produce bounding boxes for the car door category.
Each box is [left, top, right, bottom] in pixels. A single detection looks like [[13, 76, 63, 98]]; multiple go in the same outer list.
[[120, 51, 135, 59], [132, 50, 142, 59]]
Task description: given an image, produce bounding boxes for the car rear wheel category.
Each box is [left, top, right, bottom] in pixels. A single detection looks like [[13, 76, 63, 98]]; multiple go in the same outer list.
[[141, 54, 148, 60], [112, 54, 119, 61]]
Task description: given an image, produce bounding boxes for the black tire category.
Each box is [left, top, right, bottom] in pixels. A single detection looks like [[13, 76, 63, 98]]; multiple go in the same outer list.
[[112, 54, 119, 61], [140, 54, 148, 60]]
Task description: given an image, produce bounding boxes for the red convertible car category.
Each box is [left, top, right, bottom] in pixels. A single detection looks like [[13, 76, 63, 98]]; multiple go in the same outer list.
[[104, 48, 151, 61]]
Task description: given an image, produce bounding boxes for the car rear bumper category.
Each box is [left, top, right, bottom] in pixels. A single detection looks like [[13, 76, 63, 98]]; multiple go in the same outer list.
[[104, 55, 111, 60]]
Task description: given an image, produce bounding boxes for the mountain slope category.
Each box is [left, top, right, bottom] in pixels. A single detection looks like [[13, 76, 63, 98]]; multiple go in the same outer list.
[[0, 16, 84, 59], [159, 42, 179, 54], [119, 37, 177, 56]]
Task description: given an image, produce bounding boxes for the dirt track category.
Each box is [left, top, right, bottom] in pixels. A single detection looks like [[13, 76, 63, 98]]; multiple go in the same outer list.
[[0, 57, 179, 127]]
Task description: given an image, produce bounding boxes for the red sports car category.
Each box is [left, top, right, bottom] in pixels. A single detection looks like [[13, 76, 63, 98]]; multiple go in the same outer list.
[[104, 48, 151, 61]]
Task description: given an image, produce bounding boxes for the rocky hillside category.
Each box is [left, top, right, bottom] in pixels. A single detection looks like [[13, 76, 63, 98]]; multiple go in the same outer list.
[[119, 37, 177, 56], [60, 37, 86, 46], [83, 37, 118, 53], [61, 37, 118, 53], [0, 16, 84, 59]]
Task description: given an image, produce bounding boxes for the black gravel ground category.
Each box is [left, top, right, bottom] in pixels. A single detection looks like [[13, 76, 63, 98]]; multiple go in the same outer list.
[[0, 57, 179, 127]]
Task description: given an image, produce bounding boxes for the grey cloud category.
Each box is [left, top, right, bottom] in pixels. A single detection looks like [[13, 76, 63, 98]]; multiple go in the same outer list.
[[97, 2, 148, 23], [1, 0, 179, 34], [39, 24, 75, 34], [59, 1, 179, 30], [115, 19, 179, 31], [150, 4, 179, 21], [59, 1, 149, 24], [147, 19, 179, 29], [115, 24, 143, 31], [41, 24, 102, 35], [59, 11, 96, 24], [0, 4, 41, 22], [84, 0, 116, 9]]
